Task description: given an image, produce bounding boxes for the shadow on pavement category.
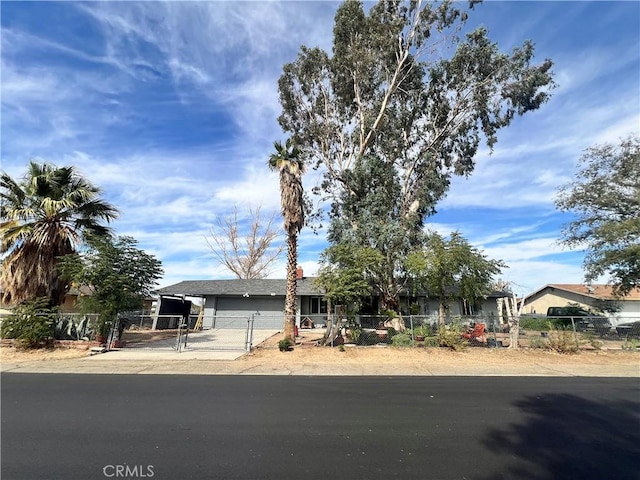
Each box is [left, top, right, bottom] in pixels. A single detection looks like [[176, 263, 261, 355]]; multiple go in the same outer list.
[[479, 393, 640, 480]]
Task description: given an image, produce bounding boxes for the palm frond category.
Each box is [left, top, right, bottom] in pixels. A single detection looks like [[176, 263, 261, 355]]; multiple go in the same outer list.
[[0, 162, 119, 305]]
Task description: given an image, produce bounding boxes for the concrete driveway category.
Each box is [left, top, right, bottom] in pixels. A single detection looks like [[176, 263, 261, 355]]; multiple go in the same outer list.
[[99, 328, 281, 360]]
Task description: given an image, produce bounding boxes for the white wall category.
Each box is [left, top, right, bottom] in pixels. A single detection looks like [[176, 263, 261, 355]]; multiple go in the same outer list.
[[609, 301, 640, 325]]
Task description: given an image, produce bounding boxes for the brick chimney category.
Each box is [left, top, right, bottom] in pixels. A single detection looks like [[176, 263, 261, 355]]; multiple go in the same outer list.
[[296, 266, 304, 280]]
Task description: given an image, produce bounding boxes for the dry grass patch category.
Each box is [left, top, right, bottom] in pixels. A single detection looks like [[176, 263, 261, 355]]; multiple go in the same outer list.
[[245, 335, 640, 370], [1, 345, 90, 363]]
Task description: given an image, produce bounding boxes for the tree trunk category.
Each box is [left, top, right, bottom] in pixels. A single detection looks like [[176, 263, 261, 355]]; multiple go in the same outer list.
[[379, 287, 400, 313], [438, 302, 446, 325], [324, 300, 341, 345], [509, 317, 519, 349], [504, 293, 524, 349], [283, 232, 298, 341]]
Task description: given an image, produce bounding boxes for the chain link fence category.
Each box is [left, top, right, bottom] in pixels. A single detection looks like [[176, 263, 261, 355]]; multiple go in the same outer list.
[[3, 309, 638, 352], [120, 311, 155, 330], [172, 315, 258, 352], [318, 314, 640, 351], [516, 315, 640, 352], [124, 314, 276, 352]]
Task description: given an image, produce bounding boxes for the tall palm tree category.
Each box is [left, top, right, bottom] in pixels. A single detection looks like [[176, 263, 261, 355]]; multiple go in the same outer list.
[[268, 139, 305, 341], [0, 161, 118, 306]]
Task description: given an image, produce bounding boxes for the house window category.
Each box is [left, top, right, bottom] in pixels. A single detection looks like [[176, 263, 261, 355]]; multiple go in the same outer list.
[[310, 297, 327, 314]]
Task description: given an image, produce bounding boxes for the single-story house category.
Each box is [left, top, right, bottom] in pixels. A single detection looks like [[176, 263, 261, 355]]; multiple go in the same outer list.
[[154, 268, 510, 330], [154, 271, 325, 330], [419, 290, 509, 320], [0, 284, 156, 316], [60, 285, 95, 312], [523, 284, 640, 324], [0, 285, 94, 314]]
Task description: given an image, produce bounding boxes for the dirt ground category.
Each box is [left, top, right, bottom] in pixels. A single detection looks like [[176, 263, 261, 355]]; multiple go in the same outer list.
[[243, 342, 640, 370], [0, 329, 180, 363], [243, 330, 640, 369], [1, 345, 91, 362], [1, 329, 639, 369]]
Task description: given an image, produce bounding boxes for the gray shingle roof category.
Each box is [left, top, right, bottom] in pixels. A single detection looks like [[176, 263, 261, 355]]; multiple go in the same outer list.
[[155, 278, 322, 297], [156, 279, 511, 300]]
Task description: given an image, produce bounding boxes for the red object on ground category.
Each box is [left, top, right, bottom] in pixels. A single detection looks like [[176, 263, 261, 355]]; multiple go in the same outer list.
[[462, 324, 486, 343]]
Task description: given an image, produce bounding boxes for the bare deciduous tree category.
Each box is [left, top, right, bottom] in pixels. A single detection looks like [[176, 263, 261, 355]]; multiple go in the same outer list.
[[205, 204, 284, 279], [497, 292, 525, 349]]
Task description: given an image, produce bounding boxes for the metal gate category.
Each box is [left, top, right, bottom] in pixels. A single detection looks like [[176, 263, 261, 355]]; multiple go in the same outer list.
[[174, 314, 257, 352]]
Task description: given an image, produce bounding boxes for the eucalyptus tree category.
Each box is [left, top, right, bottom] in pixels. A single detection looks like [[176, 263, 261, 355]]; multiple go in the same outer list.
[[268, 139, 305, 341], [556, 135, 640, 296], [278, 0, 555, 310], [315, 242, 383, 343], [0, 161, 118, 306]]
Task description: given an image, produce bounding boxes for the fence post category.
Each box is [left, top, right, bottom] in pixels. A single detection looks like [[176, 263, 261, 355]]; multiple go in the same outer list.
[[175, 320, 183, 352], [490, 321, 497, 348], [183, 316, 189, 349], [410, 315, 415, 346], [106, 322, 115, 352], [245, 315, 251, 352], [250, 314, 256, 351], [570, 317, 579, 349], [245, 313, 257, 352]]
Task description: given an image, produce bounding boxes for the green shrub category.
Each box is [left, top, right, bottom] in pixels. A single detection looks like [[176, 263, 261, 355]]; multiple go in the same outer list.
[[347, 324, 363, 343], [525, 327, 586, 353], [581, 332, 603, 350], [360, 330, 379, 346], [423, 336, 439, 347], [278, 338, 294, 352], [386, 327, 397, 344], [622, 338, 639, 351], [391, 333, 412, 347], [0, 298, 57, 348], [546, 328, 581, 354], [519, 317, 574, 332], [381, 309, 398, 319], [528, 337, 548, 349], [519, 317, 552, 331], [413, 324, 435, 337], [438, 324, 466, 351]]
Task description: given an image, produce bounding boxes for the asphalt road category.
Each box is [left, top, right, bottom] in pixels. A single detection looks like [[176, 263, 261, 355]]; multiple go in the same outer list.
[[2, 375, 639, 480]]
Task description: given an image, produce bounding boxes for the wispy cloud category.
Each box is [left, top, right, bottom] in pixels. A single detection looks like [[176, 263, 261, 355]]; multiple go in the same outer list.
[[1, 1, 637, 292]]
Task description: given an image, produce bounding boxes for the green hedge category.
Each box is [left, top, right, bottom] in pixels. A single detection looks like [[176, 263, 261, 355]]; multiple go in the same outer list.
[[519, 317, 552, 331], [0, 298, 57, 348], [519, 317, 575, 331]]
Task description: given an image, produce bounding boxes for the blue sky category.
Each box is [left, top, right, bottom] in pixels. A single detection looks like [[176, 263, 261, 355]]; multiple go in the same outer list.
[[1, 1, 639, 296]]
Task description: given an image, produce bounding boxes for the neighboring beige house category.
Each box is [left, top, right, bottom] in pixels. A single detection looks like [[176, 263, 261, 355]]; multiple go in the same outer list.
[[523, 284, 640, 324], [1, 285, 155, 314], [1, 285, 96, 314], [59, 285, 94, 312]]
